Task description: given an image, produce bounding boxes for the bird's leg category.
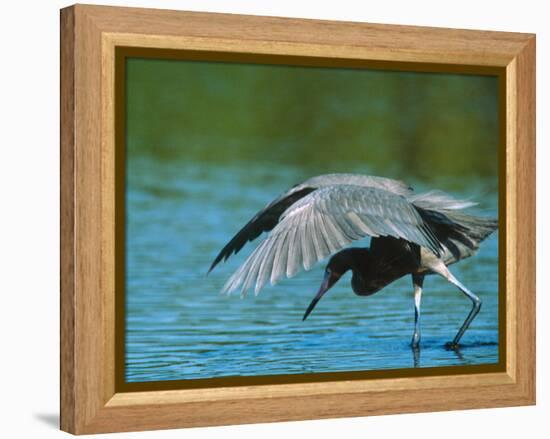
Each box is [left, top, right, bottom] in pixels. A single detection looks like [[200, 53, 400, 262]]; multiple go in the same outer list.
[[447, 276, 482, 348], [432, 263, 482, 348], [411, 274, 424, 348]]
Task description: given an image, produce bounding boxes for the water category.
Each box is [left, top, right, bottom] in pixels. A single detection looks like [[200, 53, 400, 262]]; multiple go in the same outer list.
[[125, 158, 499, 383]]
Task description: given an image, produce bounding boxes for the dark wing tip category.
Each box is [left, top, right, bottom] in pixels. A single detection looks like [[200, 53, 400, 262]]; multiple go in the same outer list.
[[207, 258, 220, 275], [207, 187, 317, 274], [207, 247, 235, 274]]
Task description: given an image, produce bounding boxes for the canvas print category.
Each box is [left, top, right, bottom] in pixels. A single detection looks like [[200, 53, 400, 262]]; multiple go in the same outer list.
[[123, 56, 499, 384]]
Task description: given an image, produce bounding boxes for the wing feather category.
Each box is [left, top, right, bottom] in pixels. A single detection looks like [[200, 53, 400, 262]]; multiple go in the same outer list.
[[301, 214, 316, 270], [221, 184, 442, 296], [254, 234, 279, 295], [237, 240, 266, 295], [316, 213, 339, 254], [286, 225, 302, 278], [320, 214, 346, 249], [270, 228, 290, 285]]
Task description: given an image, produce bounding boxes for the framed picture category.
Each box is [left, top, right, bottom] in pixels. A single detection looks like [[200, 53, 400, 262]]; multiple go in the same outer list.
[[60, 4, 536, 434]]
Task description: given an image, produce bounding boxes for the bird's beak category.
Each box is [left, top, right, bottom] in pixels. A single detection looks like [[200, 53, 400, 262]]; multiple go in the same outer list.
[[303, 270, 332, 321]]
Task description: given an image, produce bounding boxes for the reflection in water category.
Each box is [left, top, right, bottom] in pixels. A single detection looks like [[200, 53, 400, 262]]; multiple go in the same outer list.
[[412, 346, 421, 368], [411, 341, 473, 368], [449, 345, 465, 362], [410, 339, 495, 368], [125, 160, 499, 383]]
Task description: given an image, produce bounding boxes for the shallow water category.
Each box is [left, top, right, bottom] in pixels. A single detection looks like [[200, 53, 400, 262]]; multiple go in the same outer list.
[[124, 158, 499, 383]]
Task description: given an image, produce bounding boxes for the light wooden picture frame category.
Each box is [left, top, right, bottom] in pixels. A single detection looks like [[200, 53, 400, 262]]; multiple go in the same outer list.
[[60, 4, 536, 435]]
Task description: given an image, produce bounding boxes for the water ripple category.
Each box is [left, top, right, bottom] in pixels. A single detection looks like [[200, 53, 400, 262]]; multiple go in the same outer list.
[[125, 160, 499, 383]]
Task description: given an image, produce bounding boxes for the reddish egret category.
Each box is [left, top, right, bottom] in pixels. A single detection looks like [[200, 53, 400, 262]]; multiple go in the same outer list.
[[209, 173, 497, 348]]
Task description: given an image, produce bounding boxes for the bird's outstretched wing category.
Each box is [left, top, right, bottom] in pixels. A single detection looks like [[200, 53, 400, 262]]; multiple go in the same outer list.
[[221, 184, 442, 297], [208, 187, 316, 272], [208, 173, 413, 272]]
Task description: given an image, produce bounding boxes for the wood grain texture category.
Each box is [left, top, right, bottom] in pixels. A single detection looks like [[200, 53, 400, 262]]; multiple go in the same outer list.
[[60, 6, 75, 433], [513, 37, 536, 400], [75, 7, 104, 429], [82, 3, 530, 66], [60, 4, 536, 434], [505, 58, 518, 381]]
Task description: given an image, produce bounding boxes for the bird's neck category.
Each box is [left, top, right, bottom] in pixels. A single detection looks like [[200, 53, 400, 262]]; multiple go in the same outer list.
[[347, 248, 393, 297], [351, 271, 375, 296], [333, 248, 372, 296], [336, 248, 370, 272], [329, 248, 374, 295], [350, 250, 412, 297]]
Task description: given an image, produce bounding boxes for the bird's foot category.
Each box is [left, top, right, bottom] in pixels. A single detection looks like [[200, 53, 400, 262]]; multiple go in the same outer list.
[[445, 341, 460, 350]]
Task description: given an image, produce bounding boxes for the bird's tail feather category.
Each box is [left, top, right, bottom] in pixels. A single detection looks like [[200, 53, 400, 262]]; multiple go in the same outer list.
[[410, 190, 477, 211], [412, 190, 498, 260], [440, 211, 498, 244]]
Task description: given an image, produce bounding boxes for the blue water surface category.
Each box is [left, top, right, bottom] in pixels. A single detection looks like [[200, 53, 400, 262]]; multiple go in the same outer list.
[[125, 159, 499, 383]]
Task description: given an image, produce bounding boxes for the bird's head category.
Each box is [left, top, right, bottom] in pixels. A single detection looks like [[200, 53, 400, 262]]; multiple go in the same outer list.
[[302, 250, 356, 321]]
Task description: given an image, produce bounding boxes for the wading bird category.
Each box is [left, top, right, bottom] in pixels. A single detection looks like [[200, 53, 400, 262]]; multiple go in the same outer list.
[[209, 174, 497, 348]]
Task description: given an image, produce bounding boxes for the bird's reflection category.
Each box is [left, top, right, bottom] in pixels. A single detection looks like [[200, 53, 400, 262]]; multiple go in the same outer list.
[[411, 343, 465, 368], [412, 345, 421, 367], [446, 343, 465, 361]]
